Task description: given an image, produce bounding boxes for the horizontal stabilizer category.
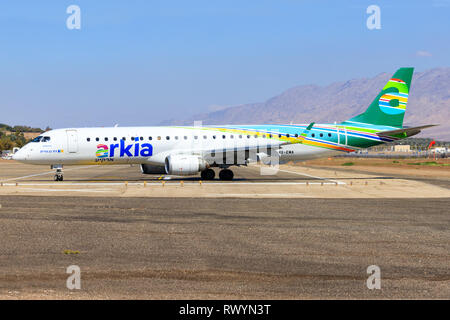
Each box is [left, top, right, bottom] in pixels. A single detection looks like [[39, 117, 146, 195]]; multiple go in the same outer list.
[[377, 124, 437, 137]]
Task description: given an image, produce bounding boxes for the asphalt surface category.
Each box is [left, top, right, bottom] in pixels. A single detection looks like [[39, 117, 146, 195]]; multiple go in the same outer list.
[[0, 196, 449, 299], [0, 163, 330, 183]]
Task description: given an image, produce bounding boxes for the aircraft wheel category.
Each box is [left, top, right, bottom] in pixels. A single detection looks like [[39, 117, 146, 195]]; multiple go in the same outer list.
[[219, 169, 234, 181], [201, 168, 215, 180], [54, 174, 63, 181]]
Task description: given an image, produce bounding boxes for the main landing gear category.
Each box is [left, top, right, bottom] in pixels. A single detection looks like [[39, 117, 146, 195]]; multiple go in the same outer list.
[[201, 168, 215, 180], [219, 169, 234, 181], [200, 168, 234, 181], [52, 165, 64, 181]]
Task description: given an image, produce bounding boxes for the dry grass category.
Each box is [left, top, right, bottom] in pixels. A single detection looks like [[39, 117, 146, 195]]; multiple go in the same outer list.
[[296, 157, 450, 179], [301, 157, 450, 168]]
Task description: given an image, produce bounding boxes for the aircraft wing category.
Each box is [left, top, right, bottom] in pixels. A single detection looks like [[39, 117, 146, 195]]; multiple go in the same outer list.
[[199, 124, 316, 163]]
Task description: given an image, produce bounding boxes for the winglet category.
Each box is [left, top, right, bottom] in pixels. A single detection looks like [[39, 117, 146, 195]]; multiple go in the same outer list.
[[300, 122, 315, 140]]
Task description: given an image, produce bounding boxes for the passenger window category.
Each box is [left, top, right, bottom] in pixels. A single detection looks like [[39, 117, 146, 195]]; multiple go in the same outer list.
[[222, 135, 226, 139], [286, 134, 290, 138], [149, 136, 152, 140], [87, 138, 90, 142], [113, 137, 117, 141], [157, 136, 161, 140], [320, 133, 323, 137], [96, 138, 99, 141], [194, 136, 198, 140], [328, 133, 332, 137], [203, 135, 207, 139], [140, 137, 143, 141], [212, 135, 216, 139], [295, 134, 298, 137], [131, 137, 135, 141], [122, 137, 126, 141], [230, 135, 234, 139], [166, 136, 170, 140], [254, 134, 258, 138], [105, 137, 108, 141], [262, 135, 266, 138], [239, 135, 242, 138], [175, 136, 179, 140], [184, 136, 188, 140], [269, 134, 272, 138], [311, 133, 315, 138]]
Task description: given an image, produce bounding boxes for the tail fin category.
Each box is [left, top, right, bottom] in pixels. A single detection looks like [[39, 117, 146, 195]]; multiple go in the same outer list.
[[346, 67, 414, 128]]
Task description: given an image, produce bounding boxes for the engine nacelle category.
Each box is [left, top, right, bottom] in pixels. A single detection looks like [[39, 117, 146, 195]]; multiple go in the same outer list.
[[256, 152, 271, 165], [140, 164, 166, 174], [256, 152, 281, 165], [164, 154, 208, 175]]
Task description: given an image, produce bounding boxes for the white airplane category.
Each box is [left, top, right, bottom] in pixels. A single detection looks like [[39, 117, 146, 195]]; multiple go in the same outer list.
[[12, 125, 299, 181], [12, 68, 434, 181]]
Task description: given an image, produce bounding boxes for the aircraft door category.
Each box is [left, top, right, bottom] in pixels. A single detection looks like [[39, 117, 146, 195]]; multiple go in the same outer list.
[[336, 126, 340, 145], [66, 130, 78, 153], [337, 126, 347, 146]]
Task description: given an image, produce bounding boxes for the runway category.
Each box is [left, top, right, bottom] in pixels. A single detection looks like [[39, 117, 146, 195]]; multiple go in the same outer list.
[[0, 160, 449, 299]]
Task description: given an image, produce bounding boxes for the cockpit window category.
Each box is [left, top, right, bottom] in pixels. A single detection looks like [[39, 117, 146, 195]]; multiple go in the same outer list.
[[31, 136, 43, 142], [42, 136, 51, 142]]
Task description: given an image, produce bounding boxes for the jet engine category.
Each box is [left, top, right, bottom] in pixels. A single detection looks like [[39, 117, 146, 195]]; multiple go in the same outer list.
[[164, 154, 208, 175], [256, 151, 281, 165], [140, 164, 166, 174]]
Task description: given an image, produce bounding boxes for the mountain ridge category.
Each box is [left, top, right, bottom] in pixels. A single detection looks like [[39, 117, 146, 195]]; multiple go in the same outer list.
[[162, 67, 450, 140]]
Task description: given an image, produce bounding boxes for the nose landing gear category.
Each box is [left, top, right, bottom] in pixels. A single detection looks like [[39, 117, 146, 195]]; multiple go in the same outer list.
[[52, 165, 64, 182]]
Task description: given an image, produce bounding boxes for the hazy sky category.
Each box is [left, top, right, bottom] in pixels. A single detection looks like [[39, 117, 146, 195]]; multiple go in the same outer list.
[[1, 0, 449, 128]]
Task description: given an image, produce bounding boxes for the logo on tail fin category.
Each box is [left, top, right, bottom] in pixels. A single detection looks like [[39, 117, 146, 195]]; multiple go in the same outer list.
[[378, 78, 409, 115]]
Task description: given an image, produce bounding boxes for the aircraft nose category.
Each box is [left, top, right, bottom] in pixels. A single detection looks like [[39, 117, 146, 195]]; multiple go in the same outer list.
[[12, 149, 25, 161]]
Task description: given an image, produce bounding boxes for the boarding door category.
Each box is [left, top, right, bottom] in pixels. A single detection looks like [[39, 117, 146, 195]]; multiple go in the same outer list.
[[66, 130, 78, 153], [344, 127, 348, 146], [337, 126, 347, 146], [336, 126, 340, 145]]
